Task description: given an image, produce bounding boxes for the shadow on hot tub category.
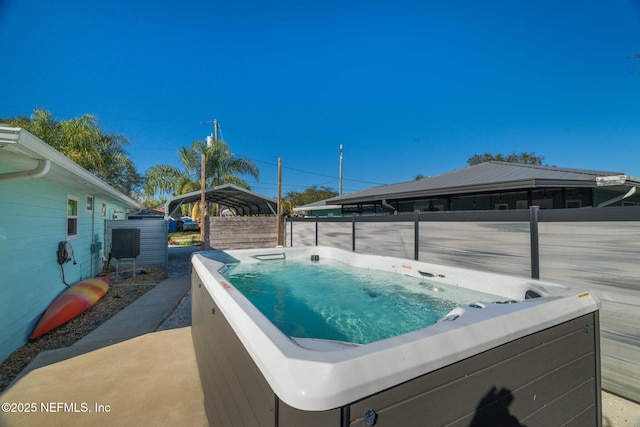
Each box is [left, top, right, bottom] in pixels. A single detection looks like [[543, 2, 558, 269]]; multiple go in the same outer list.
[[470, 387, 524, 427]]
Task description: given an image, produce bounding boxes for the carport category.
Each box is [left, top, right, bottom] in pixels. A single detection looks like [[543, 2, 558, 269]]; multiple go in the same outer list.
[[163, 183, 277, 219], [164, 184, 280, 250]]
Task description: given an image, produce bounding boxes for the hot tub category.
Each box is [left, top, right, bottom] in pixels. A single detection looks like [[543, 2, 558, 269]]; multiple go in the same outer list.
[[191, 246, 601, 426]]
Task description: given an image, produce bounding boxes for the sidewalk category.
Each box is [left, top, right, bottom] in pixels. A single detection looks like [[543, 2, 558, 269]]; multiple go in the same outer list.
[[13, 275, 191, 376], [0, 272, 206, 427], [0, 327, 207, 427]]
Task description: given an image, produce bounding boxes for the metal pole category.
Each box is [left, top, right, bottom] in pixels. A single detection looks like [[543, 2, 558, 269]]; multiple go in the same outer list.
[[315, 216, 319, 246], [352, 213, 356, 252], [339, 144, 344, 195], [276, 158, 283, 246], [529, 205, 540, 279], [414, 210, 420, 261], [200, 153, 206, 251]]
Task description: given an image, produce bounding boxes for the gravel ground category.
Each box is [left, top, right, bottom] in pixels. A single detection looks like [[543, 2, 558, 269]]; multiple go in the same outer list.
[[156, 245, 199, 331], [156, 290, 192, 331]]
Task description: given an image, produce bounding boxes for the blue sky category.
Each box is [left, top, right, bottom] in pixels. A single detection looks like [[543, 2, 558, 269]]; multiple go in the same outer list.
[[2, 0, 640, 199]]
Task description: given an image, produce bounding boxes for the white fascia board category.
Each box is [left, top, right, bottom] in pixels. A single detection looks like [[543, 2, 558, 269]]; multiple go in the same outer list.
[[292, 204, 342, 212], [5, 127, 141, 209], [596, 174, 640, 187], [596, 175, 629, 186]]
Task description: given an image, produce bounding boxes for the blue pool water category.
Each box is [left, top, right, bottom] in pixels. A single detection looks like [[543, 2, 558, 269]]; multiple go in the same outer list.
[[227, 258, 502, 344]]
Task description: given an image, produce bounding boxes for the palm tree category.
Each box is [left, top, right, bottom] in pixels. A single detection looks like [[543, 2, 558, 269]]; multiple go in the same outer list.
[[144, 138, 259, 215], [1, 108, 142, 196]]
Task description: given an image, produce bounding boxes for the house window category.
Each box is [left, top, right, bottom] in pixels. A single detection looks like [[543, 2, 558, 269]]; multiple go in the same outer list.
[[495, 203, 509, 210], [101, 202, 107, 218], [67, 196, 79, 238], [86, 195, 94, 212], [566, 199, 582, 208]]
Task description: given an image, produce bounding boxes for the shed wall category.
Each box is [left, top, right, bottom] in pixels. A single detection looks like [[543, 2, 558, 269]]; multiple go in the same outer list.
[[104, 219, 168, 268]]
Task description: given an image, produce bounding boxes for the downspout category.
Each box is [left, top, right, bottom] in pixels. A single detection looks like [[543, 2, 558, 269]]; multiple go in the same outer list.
[[597, 186, 637, 207], [595, 175, 640, 207], [0, 159, 50, 182]]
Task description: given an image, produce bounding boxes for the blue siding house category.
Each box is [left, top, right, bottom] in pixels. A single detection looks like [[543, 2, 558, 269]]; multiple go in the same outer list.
[[0, 127, 141, 362]]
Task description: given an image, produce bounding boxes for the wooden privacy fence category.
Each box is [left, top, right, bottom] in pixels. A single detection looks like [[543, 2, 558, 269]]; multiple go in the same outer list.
[[205, 216, 284, 250], [287, 206, 640, 403]]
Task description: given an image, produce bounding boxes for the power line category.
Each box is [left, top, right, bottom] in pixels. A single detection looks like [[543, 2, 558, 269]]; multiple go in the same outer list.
[[237, 154, 387, 186]]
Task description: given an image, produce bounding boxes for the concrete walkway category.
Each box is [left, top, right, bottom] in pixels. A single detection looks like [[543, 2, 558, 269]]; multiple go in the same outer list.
[[2, 245, 640, 426], [0, 327, 207, 427], [0, 271, 205, 427], [14, 276, 191, 376]]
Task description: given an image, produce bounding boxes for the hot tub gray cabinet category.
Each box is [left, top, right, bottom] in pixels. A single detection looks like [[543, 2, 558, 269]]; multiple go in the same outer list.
[[191, 246, 601, 427]]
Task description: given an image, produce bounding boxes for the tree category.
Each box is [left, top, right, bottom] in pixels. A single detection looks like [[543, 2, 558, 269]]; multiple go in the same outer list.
[[1, 108, 142, 196], [466, 152, 545, 166], [144, 138, 259, 216], [284, 185, 338, 209]]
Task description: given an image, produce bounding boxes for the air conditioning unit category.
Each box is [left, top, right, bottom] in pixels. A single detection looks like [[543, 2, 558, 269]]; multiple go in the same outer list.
[[111, 228, 140, 259]]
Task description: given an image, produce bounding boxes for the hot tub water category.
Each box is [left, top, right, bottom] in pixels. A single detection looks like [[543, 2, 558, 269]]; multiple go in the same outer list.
[[227, 258, 503, 344]]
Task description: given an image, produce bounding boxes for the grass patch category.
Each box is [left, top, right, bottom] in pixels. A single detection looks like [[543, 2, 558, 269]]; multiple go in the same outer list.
[[168, 231, 201, 246]]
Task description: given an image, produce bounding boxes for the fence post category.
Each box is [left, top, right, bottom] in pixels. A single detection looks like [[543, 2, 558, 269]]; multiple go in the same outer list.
[[414, 210, 420, 261], [289, 217, 292, 247], [352, 213, 356, 252], [529, 206, 540, 279], [315, 216, 319, 246]]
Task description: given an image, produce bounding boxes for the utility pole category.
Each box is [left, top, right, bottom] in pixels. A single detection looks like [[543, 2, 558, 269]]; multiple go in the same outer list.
[[276, 158, 283, 246], [202, 118, 219, 145], [202, 118, 219, 219], [339, 144, 344, 195], [200, 152, 206, 250]]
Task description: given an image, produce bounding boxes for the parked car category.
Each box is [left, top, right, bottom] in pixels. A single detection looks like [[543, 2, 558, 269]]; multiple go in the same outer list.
[[179, 217, 199, 231]]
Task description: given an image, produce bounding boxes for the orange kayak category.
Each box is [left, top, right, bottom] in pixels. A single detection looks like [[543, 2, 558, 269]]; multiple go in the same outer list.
[[30, 275, 111, 339]]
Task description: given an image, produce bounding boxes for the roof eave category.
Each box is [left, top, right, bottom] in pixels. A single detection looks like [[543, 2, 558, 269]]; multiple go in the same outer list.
[[0, 127, 141, 209], [331, 178, 599, 205]]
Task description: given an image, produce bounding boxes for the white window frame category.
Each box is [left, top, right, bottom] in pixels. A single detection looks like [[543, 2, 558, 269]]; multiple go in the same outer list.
[[67, 195, 79, 239], [86, 195, 94, 212]]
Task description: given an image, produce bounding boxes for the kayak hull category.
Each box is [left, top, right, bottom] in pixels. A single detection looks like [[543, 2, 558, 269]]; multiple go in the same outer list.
[[30, 275, 111, 339]]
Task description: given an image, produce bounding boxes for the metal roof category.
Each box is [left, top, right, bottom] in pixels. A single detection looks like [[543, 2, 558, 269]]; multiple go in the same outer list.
[[292, 199, 342, 212], [326, 161, 637, 205], [164, 183, 277, 218]]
